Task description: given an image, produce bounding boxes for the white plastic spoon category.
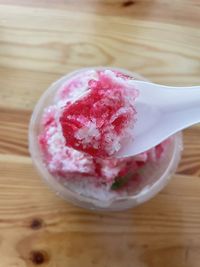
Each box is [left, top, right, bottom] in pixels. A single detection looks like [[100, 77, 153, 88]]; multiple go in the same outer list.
[[116, 81, 200, 158]]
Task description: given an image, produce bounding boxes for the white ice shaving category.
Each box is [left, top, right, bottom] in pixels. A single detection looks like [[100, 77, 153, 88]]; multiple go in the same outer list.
[[75, 121, 100, 145], [46, 123, 95, 175], [63, 178, 119, 203], [55, 70, 98, 103]]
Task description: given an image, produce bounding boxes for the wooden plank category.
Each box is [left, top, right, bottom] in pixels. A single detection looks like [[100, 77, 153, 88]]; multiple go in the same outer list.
[[0, 0, 199, 27], [0, 5, 199, 104]]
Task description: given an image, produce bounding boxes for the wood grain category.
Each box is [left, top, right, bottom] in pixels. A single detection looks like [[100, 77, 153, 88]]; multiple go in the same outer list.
[[0, 0, 200, 266], [0, 0, 200, 27]]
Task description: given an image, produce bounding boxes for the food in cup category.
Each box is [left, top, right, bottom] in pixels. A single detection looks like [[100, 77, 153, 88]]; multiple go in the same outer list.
[[37, 69, 173, 203]]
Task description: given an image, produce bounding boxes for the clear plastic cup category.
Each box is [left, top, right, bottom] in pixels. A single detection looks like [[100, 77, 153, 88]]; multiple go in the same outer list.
[[29, 67, 183, 211]]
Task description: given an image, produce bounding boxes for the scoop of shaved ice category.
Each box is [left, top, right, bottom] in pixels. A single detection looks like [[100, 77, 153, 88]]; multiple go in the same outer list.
[[60, 70, 138, 157]]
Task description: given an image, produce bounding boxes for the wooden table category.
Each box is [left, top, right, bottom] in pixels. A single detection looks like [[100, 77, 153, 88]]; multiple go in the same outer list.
[[0, 1, 200, 266]]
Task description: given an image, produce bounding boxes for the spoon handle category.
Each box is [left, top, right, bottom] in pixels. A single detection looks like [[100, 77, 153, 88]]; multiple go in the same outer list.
[[161, 86, 200, 133], [164, 86, 200, 108]]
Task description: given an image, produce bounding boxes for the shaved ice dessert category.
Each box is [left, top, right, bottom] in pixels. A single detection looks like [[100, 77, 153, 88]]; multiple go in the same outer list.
[[29, 67, 182, 210]]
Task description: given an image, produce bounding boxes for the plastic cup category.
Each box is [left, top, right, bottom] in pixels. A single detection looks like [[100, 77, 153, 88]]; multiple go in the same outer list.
[[29, 67, 183, 211]]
